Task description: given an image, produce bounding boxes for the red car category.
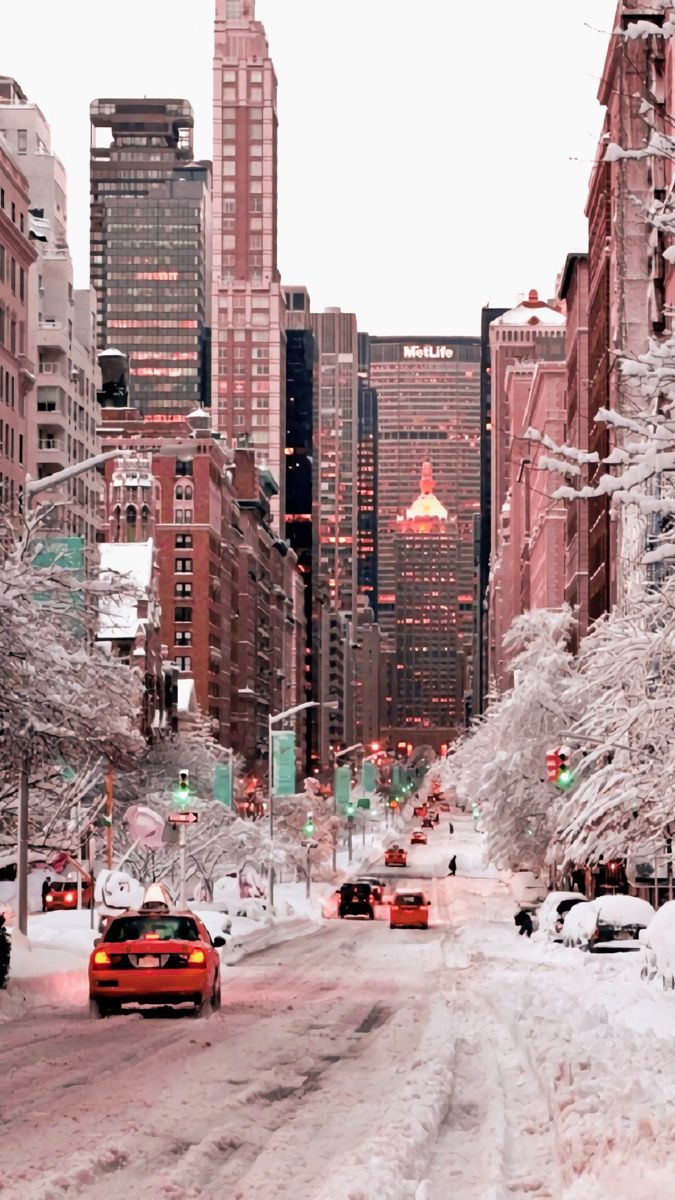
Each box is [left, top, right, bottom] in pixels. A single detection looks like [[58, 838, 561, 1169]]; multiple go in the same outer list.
[[88, 889, 224, 1018], [390, 890, 430, 930], [384, 845, 408, 867], [45, 878, 94, 910], [410, 829, 427, 845]]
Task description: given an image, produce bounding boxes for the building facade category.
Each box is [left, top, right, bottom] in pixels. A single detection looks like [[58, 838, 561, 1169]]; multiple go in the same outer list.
[[357, 332, 378, 616], [368, 335, 481, 721], [90, 97, 211, 417], [558, 254, 591, 646], [0, 77, 100, 542], [391, 462, 457, 752], [0, 130, 35, 511], [212, 0, 285, 519], [476, 307, 507, 713]]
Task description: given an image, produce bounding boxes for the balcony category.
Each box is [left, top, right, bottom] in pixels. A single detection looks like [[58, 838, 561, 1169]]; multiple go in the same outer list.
[[37, 437, 68, 468], [38, 320, 67, 350], [18, 354, 35, 393]]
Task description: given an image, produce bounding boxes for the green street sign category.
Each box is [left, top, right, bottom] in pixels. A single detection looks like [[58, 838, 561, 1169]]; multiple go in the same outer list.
[[213, 762, 233, 807], [272, 731, 296, 796], [334, 765, 352, 806], [361, 762, 377, 792], [357, 797, 370, 810]]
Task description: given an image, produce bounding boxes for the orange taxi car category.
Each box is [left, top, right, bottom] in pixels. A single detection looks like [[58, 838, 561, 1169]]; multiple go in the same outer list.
[[384, 845, 408, 868], [410, 829, 427, 845], [88, 886, 225, 1018], [390, 889, 430, 930]]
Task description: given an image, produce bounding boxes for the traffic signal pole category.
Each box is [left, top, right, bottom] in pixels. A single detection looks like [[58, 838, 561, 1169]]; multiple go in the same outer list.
[[178, 823, 187, 909]]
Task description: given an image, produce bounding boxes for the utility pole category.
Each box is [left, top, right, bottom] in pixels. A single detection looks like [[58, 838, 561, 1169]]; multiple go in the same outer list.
[[105, 765, 114, 870], [17, 752, 30, 936], [178, 824, 187, 909]]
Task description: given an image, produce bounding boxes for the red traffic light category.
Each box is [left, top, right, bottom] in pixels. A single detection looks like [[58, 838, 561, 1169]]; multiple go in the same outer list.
[[545, 748, 561, 783]]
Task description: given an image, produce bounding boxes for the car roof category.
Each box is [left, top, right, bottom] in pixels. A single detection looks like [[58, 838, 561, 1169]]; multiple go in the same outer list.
[[106, 908, 200, 921], [394, 888, 425, 898]]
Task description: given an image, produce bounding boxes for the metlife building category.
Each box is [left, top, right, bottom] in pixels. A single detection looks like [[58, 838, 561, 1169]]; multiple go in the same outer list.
[[368, 335, 481, 731]]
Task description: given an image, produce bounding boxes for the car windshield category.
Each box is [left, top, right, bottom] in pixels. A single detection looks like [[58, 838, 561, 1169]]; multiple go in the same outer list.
[[49, 882, 76, 892], [104, 916, 200, 943], [396, 894, 423, 906]]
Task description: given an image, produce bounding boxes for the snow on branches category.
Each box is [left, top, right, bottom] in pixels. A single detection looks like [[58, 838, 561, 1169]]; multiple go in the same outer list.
[[443, 608, 579, 873]]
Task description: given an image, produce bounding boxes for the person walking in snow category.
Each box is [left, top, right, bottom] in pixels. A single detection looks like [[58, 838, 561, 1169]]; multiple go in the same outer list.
[[514, 909, 533, 938], [448, 821, 454, 835], [447, 855, 456, 876], [41, 877, 51, 913]]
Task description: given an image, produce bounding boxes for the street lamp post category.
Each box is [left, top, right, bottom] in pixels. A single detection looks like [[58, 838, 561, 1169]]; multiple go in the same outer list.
[[332, 743, 363, 871], [268, 700, 337, 907]]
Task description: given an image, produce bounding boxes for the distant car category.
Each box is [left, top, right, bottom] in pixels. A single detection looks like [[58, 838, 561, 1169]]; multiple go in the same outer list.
[[390, 889, 430, 930], [355, 876, 384, 903], [45, 878, 93, 911], [88, 885, 224, 1017], [421, 816, 434, 830], [439, 802, 451, 812], [410, 829, 427, 845], [535, 891, 588, 942], [413, 806, 427, 818], [337, 882, 375, 919], [562, 894, 655, 952], [384, 845, 408, 868]]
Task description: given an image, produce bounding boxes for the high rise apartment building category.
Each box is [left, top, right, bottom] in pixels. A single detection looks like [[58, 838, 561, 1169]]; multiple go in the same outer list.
[[90, 98, 211, 416], [212, 0, 285, 517], [311, 307, 359, 617], [368, 336, 481, 709], [0, 78, 100, 542], [0, 132, 35, 511], [357, 333, 378, 616]]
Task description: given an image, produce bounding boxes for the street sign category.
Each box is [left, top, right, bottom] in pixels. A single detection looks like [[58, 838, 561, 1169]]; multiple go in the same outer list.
[[335, 765, 352, 806], [272, 730, 297, 796], [168, 811, 199, 825], [301, 839, 319, 849], [357, 797, 371, 810]]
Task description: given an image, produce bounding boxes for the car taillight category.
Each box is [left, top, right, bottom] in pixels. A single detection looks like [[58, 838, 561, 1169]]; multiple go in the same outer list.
[[93, 949, 111, 966], [187, 948, 206, 965]]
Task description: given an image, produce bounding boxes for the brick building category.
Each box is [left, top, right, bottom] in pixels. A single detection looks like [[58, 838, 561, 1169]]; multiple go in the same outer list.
[[0, 132, 35, 510]]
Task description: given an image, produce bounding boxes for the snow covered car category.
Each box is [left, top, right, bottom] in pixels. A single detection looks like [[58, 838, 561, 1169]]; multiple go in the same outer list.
[[639, 900, 675, 986], [535, 891, 588, 942], [508, 870, 548, 910], [411, 829, 427, 845], [562, 894, 655, 952], [355, 876, 385, 903], [384, 846, 408, 867], [337, 882, 375, 919], [88, 887, 225, 1017], [390, 890, 430, 930]]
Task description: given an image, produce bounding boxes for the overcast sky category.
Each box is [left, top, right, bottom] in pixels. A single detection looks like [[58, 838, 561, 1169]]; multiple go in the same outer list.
[[2, 0, 617, 335]]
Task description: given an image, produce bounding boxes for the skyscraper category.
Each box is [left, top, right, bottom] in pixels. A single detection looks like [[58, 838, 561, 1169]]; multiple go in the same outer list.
[[90, 98, 211, 416], [357, 333, 378, 616], [212, 0, 285, 518], [368, 335, 481, 713]]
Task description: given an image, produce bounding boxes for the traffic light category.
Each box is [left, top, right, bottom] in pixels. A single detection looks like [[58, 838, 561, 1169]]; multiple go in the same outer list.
[[345, 800, 356, 819], [556, 751, 574, 791], [172, 769, 192, 811], [302, 813, 316, 838]]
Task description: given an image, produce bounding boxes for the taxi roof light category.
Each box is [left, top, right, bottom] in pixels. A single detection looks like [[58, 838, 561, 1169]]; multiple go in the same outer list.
[[140, 882, 172, 912]]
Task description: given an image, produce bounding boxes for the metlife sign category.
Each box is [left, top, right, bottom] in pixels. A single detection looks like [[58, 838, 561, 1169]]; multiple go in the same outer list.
[[402, 344, 455, 360]]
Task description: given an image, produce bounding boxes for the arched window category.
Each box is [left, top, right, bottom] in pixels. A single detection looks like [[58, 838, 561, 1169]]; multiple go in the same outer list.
[[141, 504, 149, 540], [184, 485, 193, 501], [126, 504, 137, 543], [113, 505, 121, 541], [175, 485, 184, 501]]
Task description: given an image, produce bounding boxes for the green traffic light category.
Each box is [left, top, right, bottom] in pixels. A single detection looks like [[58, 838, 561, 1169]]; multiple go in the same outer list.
[[557, 768, 574, 790]]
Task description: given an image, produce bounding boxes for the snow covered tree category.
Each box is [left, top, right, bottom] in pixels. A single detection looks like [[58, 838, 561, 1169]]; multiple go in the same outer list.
[[550, 570, 675, 868], [443, 608, 580, 872], [0, 509, 143, 845]]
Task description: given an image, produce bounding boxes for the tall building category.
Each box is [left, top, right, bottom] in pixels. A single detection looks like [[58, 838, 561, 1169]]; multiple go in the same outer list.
[[311, 307, 359, 617], [558, 254, 590, 647], [0, 133, 35, 511], [476, 307, 507, 713], [90, 98, 211, 416], [391, 462, 457, 752], [487, 292, 566, 689], [357, 333, 378, 615], [368, 335, 481, 714], [0, 77, 100, 542], [212, 0, 285, 519]]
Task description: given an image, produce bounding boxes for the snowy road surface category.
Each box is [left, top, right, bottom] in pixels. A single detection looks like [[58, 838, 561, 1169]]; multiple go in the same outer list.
[[3, 821, 675, 1198]]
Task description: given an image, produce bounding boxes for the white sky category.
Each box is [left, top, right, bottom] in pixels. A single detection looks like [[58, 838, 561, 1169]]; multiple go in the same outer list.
[[2, 0, 618, 335]]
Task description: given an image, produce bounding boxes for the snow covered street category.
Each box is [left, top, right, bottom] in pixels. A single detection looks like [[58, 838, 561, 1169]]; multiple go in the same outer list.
[[3, 818, 675, 1198]]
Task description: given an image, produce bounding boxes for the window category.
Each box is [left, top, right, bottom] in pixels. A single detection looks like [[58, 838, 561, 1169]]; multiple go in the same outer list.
[[175, 581, 193, 598], [17, 130, 27, 154], [175, 630, 192, 647], [175, 656, 192, 672], [175, 485, 184, 501], [175, 532, 193, 548], [175, 558, 193, 573], [226, 2, 242, 19], [175, 607, 192, 623]]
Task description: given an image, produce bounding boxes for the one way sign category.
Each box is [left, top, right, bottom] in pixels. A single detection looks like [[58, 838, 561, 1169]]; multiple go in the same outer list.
[[168, 811, 199, 825]]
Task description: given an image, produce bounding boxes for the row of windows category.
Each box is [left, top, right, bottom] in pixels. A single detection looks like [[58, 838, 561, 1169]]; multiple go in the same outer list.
[[0, 420, 23, 465]]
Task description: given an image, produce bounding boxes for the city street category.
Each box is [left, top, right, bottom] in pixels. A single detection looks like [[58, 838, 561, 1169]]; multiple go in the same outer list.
[[1, 819, 675, 1199]]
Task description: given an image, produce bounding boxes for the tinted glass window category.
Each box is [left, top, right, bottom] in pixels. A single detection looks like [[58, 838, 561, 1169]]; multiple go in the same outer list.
[[396, 894, 423, 907], [105, 916, 200, 942]]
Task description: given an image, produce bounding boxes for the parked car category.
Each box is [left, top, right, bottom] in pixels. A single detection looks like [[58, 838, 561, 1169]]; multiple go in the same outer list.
[[639, 900, 675, 986], [562, 894, 655, 952], [508, 870, 548, 910], [354, 876, 385, 904], [384, 845, 408, 868], [45, 877, 94, 911], [337, 882, 375, 920], [390, 890, 430, 930], [535, 891, 588, 942], [88, 885, 224, 1017]]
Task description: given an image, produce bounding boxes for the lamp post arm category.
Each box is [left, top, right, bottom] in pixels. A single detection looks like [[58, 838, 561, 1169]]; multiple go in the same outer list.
[[25, 449, 125, 500]]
